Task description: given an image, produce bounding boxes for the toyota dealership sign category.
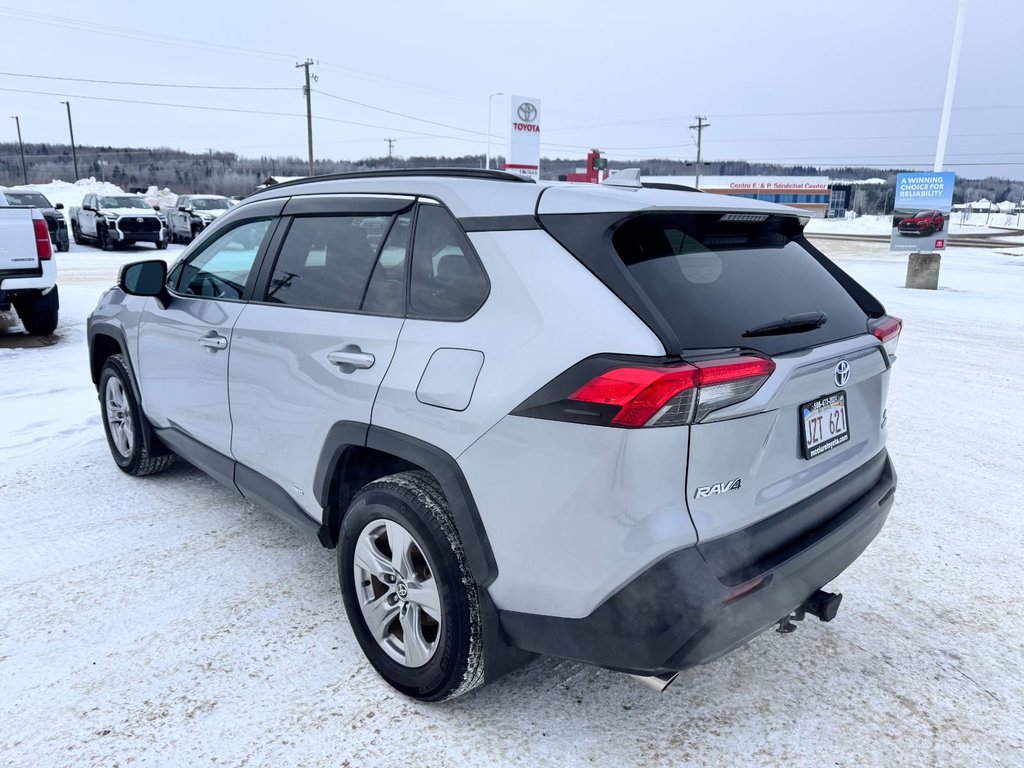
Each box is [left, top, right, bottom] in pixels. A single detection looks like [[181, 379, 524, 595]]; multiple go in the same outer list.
[[506, 95, 541, 179]]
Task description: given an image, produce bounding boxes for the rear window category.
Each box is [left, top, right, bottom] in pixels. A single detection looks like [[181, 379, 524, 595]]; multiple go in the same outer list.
[[544, 211, 872, 356]]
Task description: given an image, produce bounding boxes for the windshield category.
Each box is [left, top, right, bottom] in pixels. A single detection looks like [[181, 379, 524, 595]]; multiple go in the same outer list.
[[99, 196, 150, 209], [912, 211, 932, 218], [192, 198, 231, 211], [4, 191, 52, 207]]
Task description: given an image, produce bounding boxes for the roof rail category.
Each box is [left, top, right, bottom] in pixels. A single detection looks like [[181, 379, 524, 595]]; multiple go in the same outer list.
[[264, 168, 535, 192], [641, 181, 704, 193]]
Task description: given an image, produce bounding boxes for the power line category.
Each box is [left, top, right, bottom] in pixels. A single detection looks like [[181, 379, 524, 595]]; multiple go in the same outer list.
[[0, 70, 295, 91], [313, 88, 487, 136]]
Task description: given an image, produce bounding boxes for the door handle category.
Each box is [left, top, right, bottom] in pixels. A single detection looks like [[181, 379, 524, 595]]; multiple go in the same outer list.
[[198, 333, 228, 350], [327, 350, 375, 370]]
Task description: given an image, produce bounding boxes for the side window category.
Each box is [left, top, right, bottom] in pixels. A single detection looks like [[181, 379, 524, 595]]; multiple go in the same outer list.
[[361, 212, 412, 315], [175, 218, 272, 300], [264, 215, 388, 312], [408, 204, 488, 320]]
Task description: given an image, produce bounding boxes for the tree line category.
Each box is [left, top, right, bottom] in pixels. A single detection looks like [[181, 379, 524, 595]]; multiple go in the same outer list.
[[1, 141, 1019, 212]]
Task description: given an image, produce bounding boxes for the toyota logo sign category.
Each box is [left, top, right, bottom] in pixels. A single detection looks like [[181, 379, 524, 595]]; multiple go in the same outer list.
[[834, 360, 851, 388], [517, 102, 538, 122]]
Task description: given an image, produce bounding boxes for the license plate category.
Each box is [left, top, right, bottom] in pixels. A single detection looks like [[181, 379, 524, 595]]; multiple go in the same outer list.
[[800, 391, 850, 459]]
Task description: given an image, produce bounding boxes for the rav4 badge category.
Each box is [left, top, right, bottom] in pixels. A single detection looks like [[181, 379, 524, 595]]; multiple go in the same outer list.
[[694, 478, 742, 499]]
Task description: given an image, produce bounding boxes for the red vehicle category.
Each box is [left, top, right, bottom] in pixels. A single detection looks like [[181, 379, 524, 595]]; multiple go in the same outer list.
[[897, 210, 945, 236]]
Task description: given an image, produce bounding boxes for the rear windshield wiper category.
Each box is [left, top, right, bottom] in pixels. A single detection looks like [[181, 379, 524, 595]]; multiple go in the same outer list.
[[742, 311, 828, 337]]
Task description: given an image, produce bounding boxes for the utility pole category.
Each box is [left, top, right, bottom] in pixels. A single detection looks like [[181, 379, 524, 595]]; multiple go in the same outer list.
[[60, 101, 80, 181], [385, 138, 396, 167], [486, 92, 504, 170], [296, 59, 316, 177], [689, 115, 710, 190], [10, 115, 28, 184]]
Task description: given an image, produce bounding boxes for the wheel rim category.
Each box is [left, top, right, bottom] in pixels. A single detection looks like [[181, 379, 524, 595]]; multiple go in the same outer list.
[[104, 376, 134, 457], [353, 519, 442, 667]]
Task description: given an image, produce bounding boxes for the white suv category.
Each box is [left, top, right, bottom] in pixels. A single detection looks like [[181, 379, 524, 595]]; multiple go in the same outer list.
[[87, 169, 900, 701]]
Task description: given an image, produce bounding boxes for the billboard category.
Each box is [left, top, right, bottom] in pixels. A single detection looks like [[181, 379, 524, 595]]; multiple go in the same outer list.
[[506, 95, 541, 180], [890, 171, 955, 251]]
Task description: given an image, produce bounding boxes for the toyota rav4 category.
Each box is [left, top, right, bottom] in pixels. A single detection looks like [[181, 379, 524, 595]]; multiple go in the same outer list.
[[87, 169, 900, 701]]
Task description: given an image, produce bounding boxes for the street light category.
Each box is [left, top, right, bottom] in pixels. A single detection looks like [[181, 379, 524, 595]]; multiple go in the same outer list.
[[486, 92, 504, 170], [60, 101, 80, 182], [10, 115, 28, 185]]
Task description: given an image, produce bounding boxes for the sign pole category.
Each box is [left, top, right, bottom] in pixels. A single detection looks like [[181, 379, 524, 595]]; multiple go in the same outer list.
[[934, 0, 969, 171]]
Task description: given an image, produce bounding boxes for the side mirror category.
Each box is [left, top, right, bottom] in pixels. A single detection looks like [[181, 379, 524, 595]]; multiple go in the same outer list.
[[177, 206, 187, 212], [153, 205, 160, 211], [55, 202, 64, 210], [83, 204, 94, 212], [118, 260, 168, 298]]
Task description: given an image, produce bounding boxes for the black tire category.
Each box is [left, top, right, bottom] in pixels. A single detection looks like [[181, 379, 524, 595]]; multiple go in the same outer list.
[[57, 241, 70, 253], [155, 238, 168, 250], [189, 226, 200, 244], [98, 226, 115, 251], [71, 221, 82, 245], [98, 354, 176, 476], [339, 470, 484, 702], [15, 305, 58, 335]]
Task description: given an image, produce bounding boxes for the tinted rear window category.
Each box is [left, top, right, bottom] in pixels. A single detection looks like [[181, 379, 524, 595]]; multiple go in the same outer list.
[[542, 211, 872, 356]]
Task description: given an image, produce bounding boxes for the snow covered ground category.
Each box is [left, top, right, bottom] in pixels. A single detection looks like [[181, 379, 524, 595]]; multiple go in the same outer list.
[[805, 212, 1024, 237], [1, 240, 1023, 767]]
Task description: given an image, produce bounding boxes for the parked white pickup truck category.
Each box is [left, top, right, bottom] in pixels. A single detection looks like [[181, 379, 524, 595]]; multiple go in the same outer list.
[[0, 206, 59, 335], [70, 192, 168, 251], [167, 194, 233, 244]]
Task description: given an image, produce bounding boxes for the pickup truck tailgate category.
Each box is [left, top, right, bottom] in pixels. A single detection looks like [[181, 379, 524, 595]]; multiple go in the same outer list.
[[0, 207, 40, 274]]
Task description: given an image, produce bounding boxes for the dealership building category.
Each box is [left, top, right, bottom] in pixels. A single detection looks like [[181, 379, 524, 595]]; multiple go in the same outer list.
[[640, 175, 872, 218]]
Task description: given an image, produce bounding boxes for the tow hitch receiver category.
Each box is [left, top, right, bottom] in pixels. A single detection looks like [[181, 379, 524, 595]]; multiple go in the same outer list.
[[776, 589, 843, 633]]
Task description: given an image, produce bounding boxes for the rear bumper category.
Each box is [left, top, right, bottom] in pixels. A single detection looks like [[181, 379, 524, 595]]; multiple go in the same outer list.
[[498, 449, 896, 675]]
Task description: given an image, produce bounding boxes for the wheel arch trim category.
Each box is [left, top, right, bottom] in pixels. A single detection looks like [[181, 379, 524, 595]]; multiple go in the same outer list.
[[314, 421, 498, 587]]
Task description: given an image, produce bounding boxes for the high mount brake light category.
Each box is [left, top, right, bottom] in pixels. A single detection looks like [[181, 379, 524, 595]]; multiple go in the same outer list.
[[870, 315, 903, 359], [562, 355, 776, 428], [33, 218, 52, 261]]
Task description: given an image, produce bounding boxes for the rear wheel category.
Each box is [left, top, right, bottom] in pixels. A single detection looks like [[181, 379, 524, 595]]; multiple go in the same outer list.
[[339, 471, 484, 701], [99, 354, 175, 476], [15, 304, 57, 335]]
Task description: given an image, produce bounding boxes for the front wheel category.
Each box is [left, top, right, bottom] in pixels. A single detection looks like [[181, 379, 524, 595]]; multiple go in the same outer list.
[[99, 354, 175, 476], [339, 471, 484, 701], [155, 238, 168, 250], [98, 226, 114, 251], [71, 221, 82, 245]]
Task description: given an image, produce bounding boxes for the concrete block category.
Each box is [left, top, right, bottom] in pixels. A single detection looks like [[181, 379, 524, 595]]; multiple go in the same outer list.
[[905, 252, 941, 290]]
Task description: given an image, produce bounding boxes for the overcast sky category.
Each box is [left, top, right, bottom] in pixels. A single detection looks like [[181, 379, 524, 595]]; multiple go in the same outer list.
[[2, 0, 1022, 179]]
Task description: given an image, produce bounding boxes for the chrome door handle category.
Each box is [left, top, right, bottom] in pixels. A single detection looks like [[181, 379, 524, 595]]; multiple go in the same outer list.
[[328, 350, 375, 369], [198, 333, 228, 350]]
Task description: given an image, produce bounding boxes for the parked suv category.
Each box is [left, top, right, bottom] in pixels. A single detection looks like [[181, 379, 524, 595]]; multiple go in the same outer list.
[[70, 193, 168, 250], [897, 210, 945, 235], [87, 169, 900, 701]]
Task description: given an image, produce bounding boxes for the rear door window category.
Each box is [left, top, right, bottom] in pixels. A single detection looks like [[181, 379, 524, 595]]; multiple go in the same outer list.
[[408, 204, 488, 320], [264, 215, 389, 312]]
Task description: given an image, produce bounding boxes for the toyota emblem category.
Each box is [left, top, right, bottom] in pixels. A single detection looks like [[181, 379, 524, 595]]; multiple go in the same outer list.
[[136, 217, 143, 223], [834, 360, 851, 387], [517, 102, 538, 122]]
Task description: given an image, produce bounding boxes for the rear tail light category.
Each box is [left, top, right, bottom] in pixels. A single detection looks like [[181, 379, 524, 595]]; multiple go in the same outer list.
[[870, 315, 903, 359], [33, 217, 52, 261], [516, 354, 775, 428]]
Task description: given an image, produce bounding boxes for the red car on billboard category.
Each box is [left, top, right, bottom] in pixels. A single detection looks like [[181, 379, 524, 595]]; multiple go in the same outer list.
[[897, 210, 946, 236]]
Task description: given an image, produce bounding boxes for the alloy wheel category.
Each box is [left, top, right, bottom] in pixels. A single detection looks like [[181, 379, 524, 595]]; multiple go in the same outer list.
[[353, 519, 443, 667], [104, 376, 134, 457]]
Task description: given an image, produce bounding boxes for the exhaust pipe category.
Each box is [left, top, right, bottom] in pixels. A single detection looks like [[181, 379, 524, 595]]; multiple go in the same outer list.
[[628, 672, 679, 692]]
